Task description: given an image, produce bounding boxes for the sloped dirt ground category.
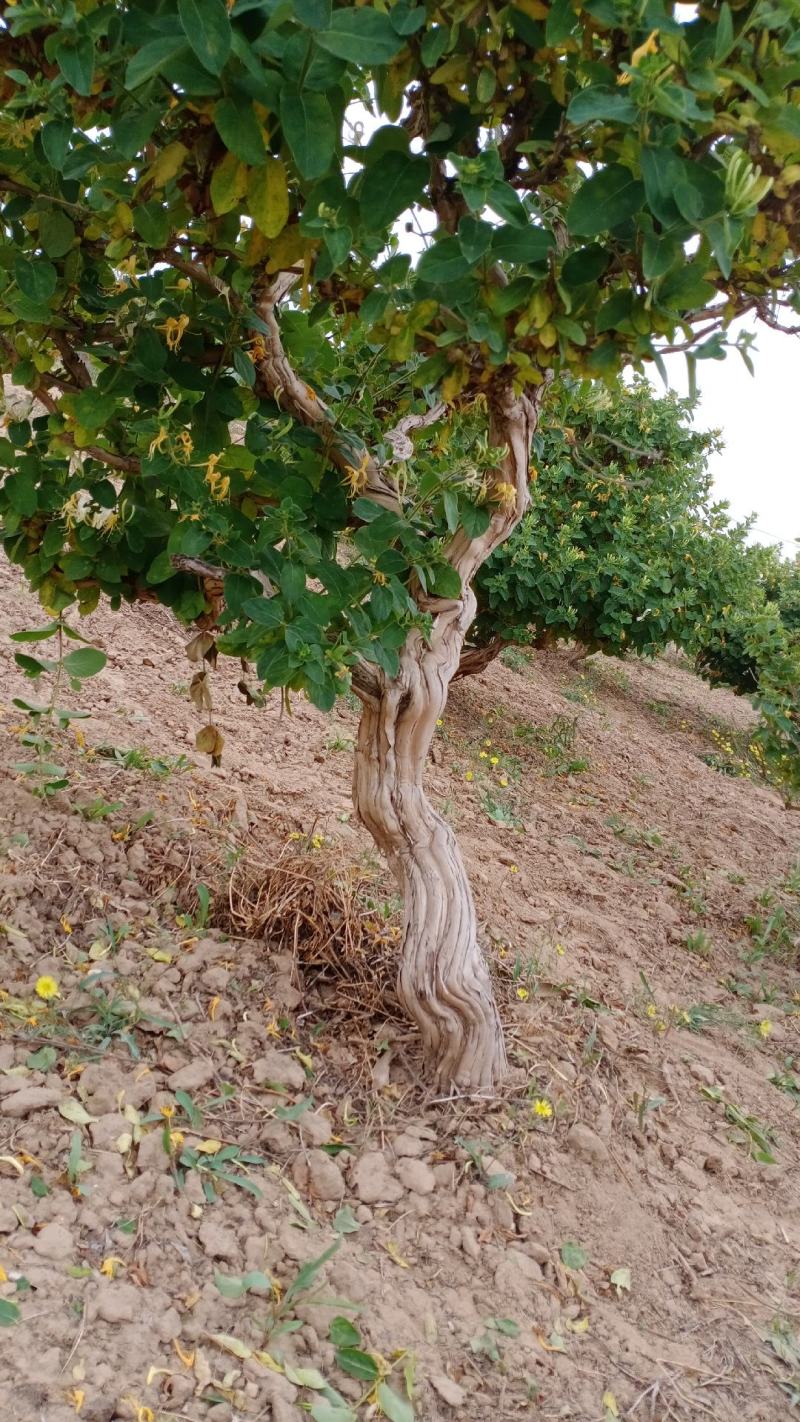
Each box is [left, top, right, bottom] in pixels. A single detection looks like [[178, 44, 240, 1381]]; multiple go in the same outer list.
[[0, 555, 799, 1422]]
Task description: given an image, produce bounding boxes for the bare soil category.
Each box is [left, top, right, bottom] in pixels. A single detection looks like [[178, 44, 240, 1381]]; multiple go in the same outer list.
[[1, 555, 799, 1422]]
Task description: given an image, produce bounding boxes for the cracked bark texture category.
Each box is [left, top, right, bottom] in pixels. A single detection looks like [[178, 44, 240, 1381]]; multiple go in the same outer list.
[[353, 387, 541, 1092]]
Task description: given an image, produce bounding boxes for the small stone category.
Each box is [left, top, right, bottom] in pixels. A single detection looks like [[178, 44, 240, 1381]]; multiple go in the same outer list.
[[392, 1132, 426, 1158], [396, 1158, 436, 1195], [0, 1207, 18, 1233], [135, 1129, 172, 1174], [351, 1151, 403, 1205], [252, 1049, 306, 1092], [430, 1373, 467, 1408], [198, 1218, 240, 1263], [167, 1058, 216, 1092], [567, 1122, 609, 1163], [0, 1086, 62, 1118], [702, 1153, 725, 1174], [32, 1222, 74, 1260], [89, 1113, 131, 1150], [460, 1226, 480, 1261], [299, 1111, 333, 1147], [306, 1149, 345, 1202], [95, 1281, 139, 1324], [689, 1063, 716, 1087]]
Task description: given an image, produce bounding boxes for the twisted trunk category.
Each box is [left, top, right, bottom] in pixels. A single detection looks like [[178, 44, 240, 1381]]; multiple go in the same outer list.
[[452, 635, 507, 681], [352, 387, 540, 1092]]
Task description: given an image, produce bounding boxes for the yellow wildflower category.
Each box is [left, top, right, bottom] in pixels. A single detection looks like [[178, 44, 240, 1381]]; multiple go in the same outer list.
[[465, 770, 474, 782], [372, 569, 388, 586], [516, 986, 529, 1000], [436, 718, 444, 727], [344, 451, 370, 496], [484, 739, 492, 747], [490, 755, 499, 766], [494, 481, 517, 509], [148, 427, 168, 459], [479, 751, 488, 760], [35, 975, 60, 1000], [157, 314, 190, 351], [758, 1019, 772, 1038], [532, 1098, 553, 1119], [202, 452, 230, 502], [509, 865, 518, 874], [311, 834, 324, 850], [645, 1003, 657, 1018], [175, 430, 194, 462], [555, 942, 565, 956], [499, 776, 508, 787]]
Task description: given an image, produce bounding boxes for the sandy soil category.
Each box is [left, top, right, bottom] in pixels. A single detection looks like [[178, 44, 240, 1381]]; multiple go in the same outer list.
[[0, 555, 799, 1422]]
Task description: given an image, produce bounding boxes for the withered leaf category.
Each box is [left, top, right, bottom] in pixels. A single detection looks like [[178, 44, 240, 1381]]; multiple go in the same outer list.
[[186, 631, 216, 664], [189, 671, 213, 712], [196, 725, 225, 763]]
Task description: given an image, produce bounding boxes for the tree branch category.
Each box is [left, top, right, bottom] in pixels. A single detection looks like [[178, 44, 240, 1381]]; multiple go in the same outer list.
[[253, 276, 401, 514]]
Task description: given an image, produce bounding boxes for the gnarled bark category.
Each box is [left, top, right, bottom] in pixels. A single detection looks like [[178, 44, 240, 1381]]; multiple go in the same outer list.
[[352, 386, 542, 1092], [453, 635, 507, 681]]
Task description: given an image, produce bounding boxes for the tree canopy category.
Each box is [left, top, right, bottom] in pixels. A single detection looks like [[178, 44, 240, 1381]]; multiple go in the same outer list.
[[1, 0, 799, 1088]]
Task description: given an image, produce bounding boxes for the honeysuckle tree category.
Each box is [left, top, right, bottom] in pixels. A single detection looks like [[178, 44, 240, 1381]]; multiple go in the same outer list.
[[1, 0, 799, 1090], [461, 377, 761, 670]]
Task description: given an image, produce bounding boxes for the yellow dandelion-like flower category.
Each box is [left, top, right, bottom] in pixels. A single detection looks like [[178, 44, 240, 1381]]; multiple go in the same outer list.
[[645, 1003, 657, 1018], [479, 750, 488, 759], [311, 834, 324, 850], [499, 776, 508, 787], [510, 865, 518, 874], [555, 942, 565, 956], [516, 986, 529, 1000], [532, 1098, 553, 1119], [489, 755, 499, 766], [484, 739, 492, 747], [436, 718, 444, 727], [465, 770, 474, 782], [758, 1019, 772, 1038], [157, 314, 190, 351], [35, 975, 59, 1001]]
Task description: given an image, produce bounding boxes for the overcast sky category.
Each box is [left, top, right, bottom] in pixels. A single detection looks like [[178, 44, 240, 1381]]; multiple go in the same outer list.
[[660, 322, 800, 559]]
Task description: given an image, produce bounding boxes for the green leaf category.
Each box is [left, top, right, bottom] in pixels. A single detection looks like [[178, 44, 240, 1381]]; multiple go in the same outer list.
[[376, 1383, 414, 1422], [429, 563, 462, 598], [562, 243, 609, 286], [458, 216, 494, 264], [310, 1404, 357, 1422], [5, 475, 37, 517], [63, 646, 106, 680], [54, 34, 95, 96], [113, 106, 163, 159], [316, 8, 405, 63], [360, 150, 428, 230], [460, 501, 491, 538], [210, 152, 248, 216], [334, 1347, 380, 1382], [491, 224, 552, 265], [26, 1046, 57, 1070], [715, 3, 735, 61], [329, 1317, 361, 1347], [39, 210, 75, 260], [133, 201, 171, 248], [179, 0, 232, 75], [31, 1174, 50, 1198], [417, 237, 471, 285], [248, 157, 290, 237], [280, 89, 335, 180], [10, 624, 59, 641], [214, 1270, 272, 1298], [215, 97, 266, 166], [546, 0, 577, 45], [566, 164, 644, 237], [332, 1204, 360, 1235], [15, 257, 57, 305], [567, 86, 636, 124], [71, 388, 118, 430], [560, 1240, 588, 1270], [294, 0, 331, 25], [125, 38, 187, 90], [41, 119, 72, 170], [0, 1300, 20, 1327]]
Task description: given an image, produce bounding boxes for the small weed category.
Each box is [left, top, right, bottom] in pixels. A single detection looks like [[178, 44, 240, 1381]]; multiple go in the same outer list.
[[174, 1138, 266, 1202], [326, 733, 354, 752], [470, 1315, 520, 1363], [65, 1130, 92, 1196], [77, 797, 123, 821], [176, 882, 212, 933], [500, 645, 531, 673], [630, 1093, 666, 1132], [700, 1085, 777, 1164], [563, 676, 597, 708], [95, 745, 191, 777], [646, 698, 673, 720], [685, 929, 713, 958], [770, 1058, 800, 1105], [606, 814, 663, 849], [744, 897, 798, 965]]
